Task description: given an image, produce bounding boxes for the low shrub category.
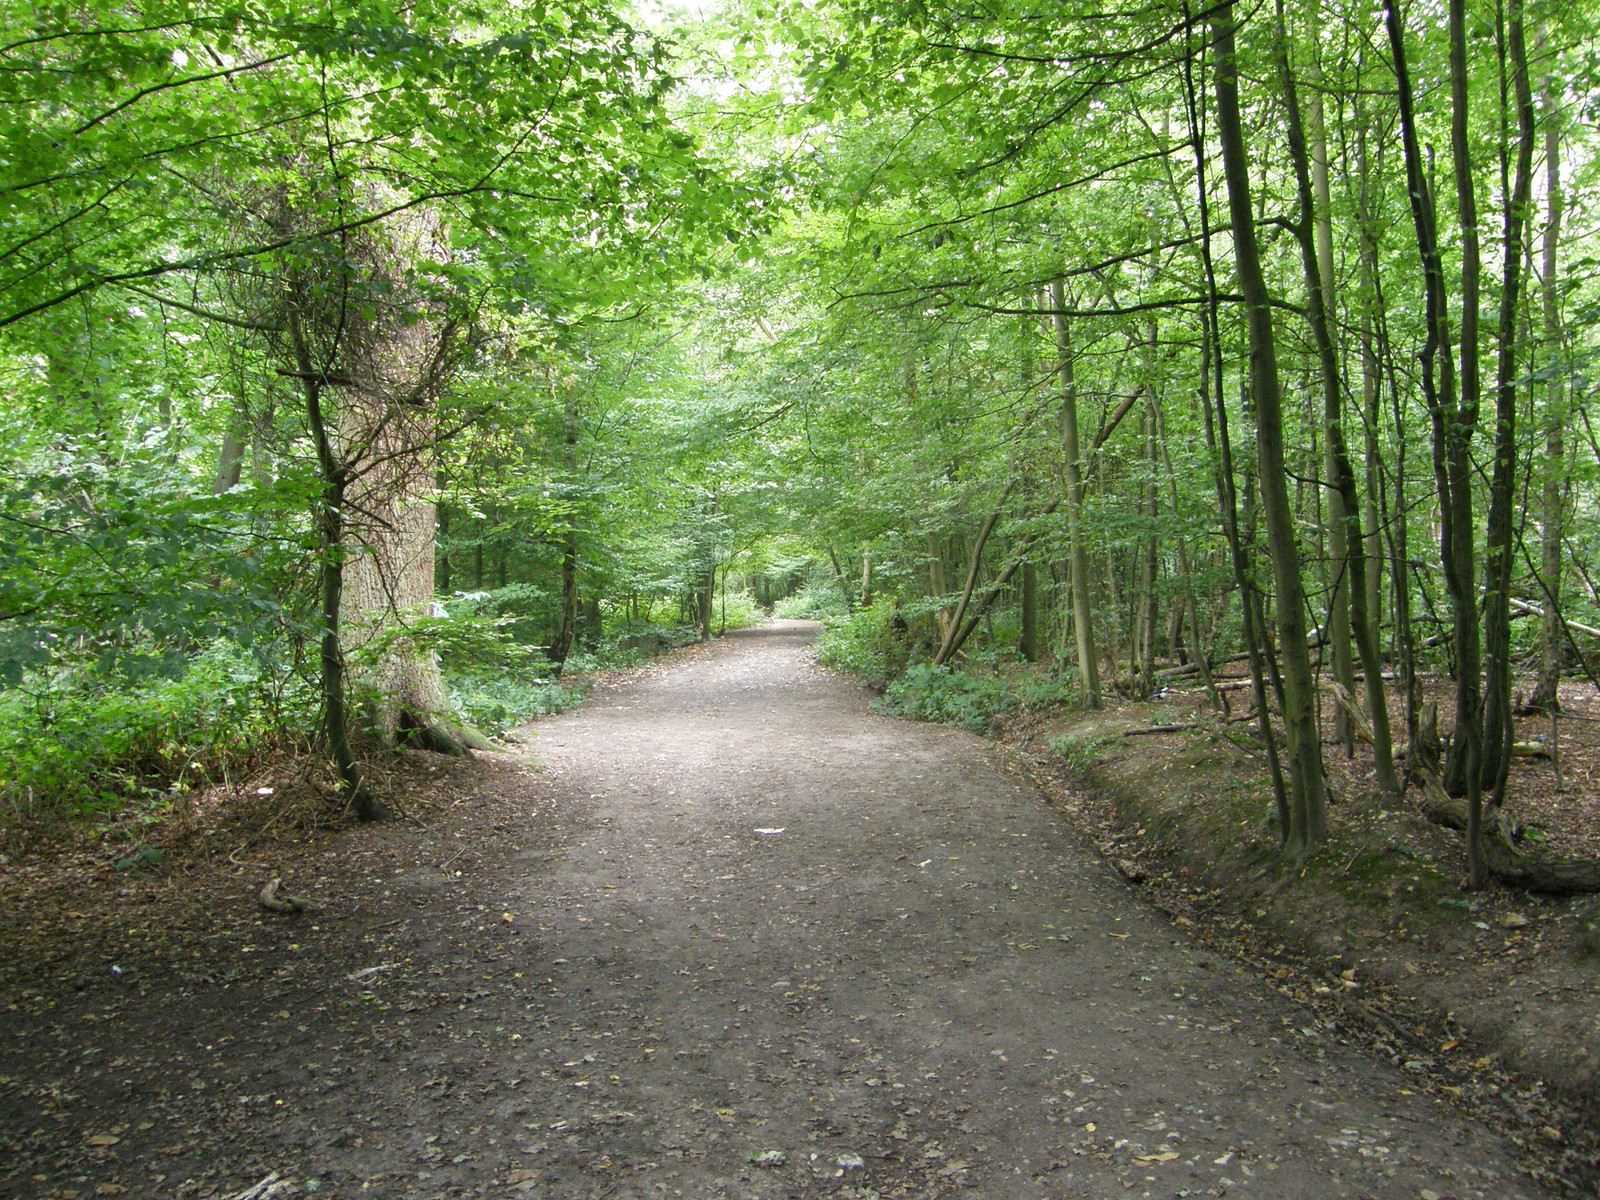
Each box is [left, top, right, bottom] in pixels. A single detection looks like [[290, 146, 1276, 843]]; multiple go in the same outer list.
[[0, 641, 312, 826], [880, 663, 1080, 732], [814, 602, 909, 683], [445, 672, 586, 737], [773, 580, 851, 620]]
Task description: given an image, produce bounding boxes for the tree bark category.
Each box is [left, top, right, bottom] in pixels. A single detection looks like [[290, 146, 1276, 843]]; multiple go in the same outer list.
[[1214, 2, 1327, 852], [1480, 0, 1537, 805], [1179, 16, 1289, 832], [1535, 51, 1566, 718], [1273, 0, 1399, 797], [1387, 1, 1481, 875], [288, 315, 382, 821], [1051, 281, 1101, 707]]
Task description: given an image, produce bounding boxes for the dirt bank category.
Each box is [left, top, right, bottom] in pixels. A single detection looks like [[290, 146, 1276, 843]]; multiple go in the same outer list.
[[1007, 702, 1599, 1193]]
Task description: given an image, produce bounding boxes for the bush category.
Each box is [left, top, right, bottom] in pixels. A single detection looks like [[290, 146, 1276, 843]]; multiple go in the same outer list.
[[445, 672, 586, 737], [0, 642, 313, 826], [712, 590, 765, 632], [773, 579, 851, 620], [879, 663, 1080, 733], [814, 602, 909, 683]]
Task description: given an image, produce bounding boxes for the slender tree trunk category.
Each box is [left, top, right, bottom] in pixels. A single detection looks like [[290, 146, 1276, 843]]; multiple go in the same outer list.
[[1442, 0, 1486, 815], [1020, 562, 1039, 661], [1388, 0, 1482, 879], [550, 385, 582, 665], [1480, 0, 1536, 806], [213, 388, 249, 494], [1304, 62, 1357, 756], [1180, 15, 1289, 829], [438, 502, 452, 593], [1051, 281, 1101, 707], [1274, 0, 1399, 795], [1214, 2, 1327, 852], [289, 316, 380, 821], [1535, 54, 1566, 719]]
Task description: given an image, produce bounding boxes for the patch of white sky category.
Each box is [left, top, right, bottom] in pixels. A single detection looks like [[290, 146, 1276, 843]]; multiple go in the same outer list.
[[628, 0, 806, 106], [627, 0, 828, 184]]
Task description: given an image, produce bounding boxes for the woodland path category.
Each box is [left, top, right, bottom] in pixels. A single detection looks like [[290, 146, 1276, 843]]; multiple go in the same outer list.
[[0, 621, 1557, 1199]]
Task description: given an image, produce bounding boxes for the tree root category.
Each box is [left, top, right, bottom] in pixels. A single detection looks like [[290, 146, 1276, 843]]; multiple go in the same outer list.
[[396, 709, 497, 756], [1411, 765, 1600, 893]]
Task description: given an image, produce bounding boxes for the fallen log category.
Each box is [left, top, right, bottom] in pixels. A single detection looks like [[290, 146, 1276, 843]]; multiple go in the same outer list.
[[1509, 596, 1600, 639]]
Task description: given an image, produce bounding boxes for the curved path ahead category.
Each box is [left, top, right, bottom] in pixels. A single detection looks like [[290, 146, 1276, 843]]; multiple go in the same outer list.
[[508, 621, 1542, 1199]]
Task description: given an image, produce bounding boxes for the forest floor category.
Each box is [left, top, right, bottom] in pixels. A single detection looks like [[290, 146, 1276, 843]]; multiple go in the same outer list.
[[0, 621, 1589, 1199]]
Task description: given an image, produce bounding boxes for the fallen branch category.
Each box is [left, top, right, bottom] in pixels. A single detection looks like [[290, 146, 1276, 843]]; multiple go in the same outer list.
[[259, 877, 314, 914], [1124, 723, 1203, 736], [1509, 596, 1600, 639]]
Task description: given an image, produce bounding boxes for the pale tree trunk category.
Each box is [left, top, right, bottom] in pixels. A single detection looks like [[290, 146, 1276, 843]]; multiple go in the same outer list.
[[1214, 1, 1327, 852], [1306, 66, 1356, 755], [550, 382, 582, 666], [340, 390, 492, 756], [214, 381, 249, 495], [320, 212, 493, 762]]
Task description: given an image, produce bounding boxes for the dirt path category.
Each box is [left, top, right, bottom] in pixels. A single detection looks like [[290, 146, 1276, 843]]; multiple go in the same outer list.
[[0, 621, 1557, 1199]]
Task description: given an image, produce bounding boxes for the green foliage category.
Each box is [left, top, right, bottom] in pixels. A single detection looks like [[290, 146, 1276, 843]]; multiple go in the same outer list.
[[0, 643, 313, 825], [881, 664, 1080, 733], [445, 673, 586, 738], [714, 590, 766, 632], [1048, 732, 1119, 772], [814, 602, 909, 682], [772, 578, 852, 619], [0, 441, 311, 684]]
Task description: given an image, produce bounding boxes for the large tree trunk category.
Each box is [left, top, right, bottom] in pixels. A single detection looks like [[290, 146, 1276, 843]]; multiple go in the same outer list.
[[324, 213, 493, 761], [1213, 2, 1327, 853], [340, 390, 492, 756]]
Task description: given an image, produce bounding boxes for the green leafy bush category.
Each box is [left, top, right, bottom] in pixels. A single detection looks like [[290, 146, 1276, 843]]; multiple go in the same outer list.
[[880, 664, 1080, 732], [814, 602, 909, 683], [773, 579, 851, 620], [444, 673, 586, 737], [0, 642, 313, 825], [713, 589, 765, 632]]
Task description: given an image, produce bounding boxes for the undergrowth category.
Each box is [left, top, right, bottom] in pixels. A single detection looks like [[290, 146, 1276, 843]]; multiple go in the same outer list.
[[0, 641, 313, 827], [445, 672, 587, 736], [879, 663, 1078, 732]]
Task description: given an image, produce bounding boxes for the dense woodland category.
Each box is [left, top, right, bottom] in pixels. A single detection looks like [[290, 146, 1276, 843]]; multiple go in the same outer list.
[[4, 0, 1600, 885]]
